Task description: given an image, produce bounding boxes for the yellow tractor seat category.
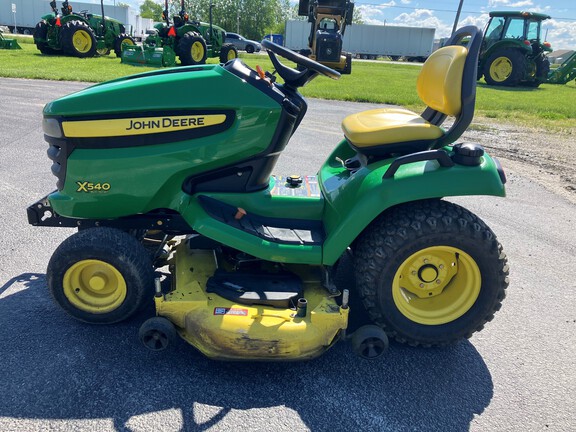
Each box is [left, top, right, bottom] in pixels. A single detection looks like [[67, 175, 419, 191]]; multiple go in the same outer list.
[[341, 107, 444, 146], [341, 27, 482, 157]]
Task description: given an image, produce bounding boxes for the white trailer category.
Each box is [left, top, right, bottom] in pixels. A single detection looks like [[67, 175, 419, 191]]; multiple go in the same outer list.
[[0, 0, 143, 35], [285, 20, 435, 61]]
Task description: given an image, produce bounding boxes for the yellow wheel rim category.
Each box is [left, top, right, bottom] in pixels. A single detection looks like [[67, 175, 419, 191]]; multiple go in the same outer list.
[[121, 38, 134, 47], [227, 49, 237, 61], [191, 41, 204, 62], [63, 259, 127, 314], [72, 29, 93, 54], [96, 48, 109, 56], [489, 56, 513, 82], [392, 246, 481, 325]]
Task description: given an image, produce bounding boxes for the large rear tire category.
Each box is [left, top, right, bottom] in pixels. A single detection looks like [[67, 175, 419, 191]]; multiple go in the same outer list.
[[61, 20, 97, 58], [47, 227, 154, 324], [178, 32, 207, 65], [114, 33, 135, 57], [34, 20, 57, 54], [483, 48, 526, 86], [354, 200, 508, 347]]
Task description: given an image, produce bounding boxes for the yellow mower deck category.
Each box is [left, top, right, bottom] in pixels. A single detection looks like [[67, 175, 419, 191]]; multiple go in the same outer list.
[[155, 243, 349, 361]]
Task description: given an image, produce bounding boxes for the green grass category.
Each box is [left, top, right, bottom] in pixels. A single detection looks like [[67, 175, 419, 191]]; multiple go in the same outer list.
[[1, 41, 575, 131]]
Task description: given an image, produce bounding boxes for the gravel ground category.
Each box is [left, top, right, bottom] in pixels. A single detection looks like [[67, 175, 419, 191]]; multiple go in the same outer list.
[[463, 119, 576, 204]]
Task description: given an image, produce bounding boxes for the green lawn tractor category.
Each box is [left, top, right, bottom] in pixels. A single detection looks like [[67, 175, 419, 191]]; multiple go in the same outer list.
[[298, 0, 354, 74], [29, 26, 509, 361], [33, 0, 135, 58], [121, 0, 237, 67], [478, 11, 552, 87], [0, 28, 22, 49]]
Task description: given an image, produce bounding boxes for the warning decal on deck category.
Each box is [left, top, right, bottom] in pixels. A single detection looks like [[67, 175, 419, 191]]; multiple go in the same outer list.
[[214, 307, 249, 316]]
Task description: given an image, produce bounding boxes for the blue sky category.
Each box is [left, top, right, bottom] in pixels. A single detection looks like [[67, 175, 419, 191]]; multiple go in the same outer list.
[[105, 0, 576, 49]]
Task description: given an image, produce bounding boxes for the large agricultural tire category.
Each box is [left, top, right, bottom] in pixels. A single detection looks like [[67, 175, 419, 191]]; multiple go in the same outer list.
[[354, 199, 509, 347], [47, 227, 154, 324], [61, 20, 97, 58], [178, 32, 207, 65], [219, 43, 238, 63], [114, 33, 135, 58], [33, 20, 48, 42], [34, 20, 57, 55], [483, 48, 526, 86]]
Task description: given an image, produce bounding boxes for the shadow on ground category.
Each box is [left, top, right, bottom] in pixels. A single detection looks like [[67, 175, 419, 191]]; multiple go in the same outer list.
[[0, 272, 493, 431]]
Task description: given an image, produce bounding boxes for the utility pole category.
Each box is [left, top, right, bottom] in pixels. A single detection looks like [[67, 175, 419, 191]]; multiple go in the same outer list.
[[452, 0, 464, 35], [11, 3, 17, 34]]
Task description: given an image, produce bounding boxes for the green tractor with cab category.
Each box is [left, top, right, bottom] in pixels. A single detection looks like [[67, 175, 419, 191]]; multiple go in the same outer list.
[[478, 11, 552, 87], [33, 0, 135, 58], [121, 0, 237, 67]]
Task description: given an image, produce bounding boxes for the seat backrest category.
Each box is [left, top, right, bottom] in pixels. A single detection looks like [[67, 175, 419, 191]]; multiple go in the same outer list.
[[417, 45, 467, 117], [419, 26, 483, 148]]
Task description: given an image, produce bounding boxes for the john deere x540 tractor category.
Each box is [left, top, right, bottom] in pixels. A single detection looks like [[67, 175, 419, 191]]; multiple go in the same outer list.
[[29, 26, 509, 361], [121, 0, 237, 67], [33, 0, 135, 58], [479, 11, 552, 87]]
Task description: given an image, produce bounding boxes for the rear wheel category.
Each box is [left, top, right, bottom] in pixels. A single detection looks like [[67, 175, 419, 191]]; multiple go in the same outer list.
[[114, 33, 135, 57], [61, 20, 97, 58], [245, 44, 255, 54], [178, 32, 207, 65], [219, 43, 238, 63], [47, 227, 154, 324], [354, 200, 508, 347], [483, 48, 526, 86], [34, 20, 57, 54]]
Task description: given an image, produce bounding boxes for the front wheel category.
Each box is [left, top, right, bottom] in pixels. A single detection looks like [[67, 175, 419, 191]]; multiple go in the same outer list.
[[219, 43, 238, 63], [354, 200, 508, 347], [47, 227, 154, 324], [114, 33, 135, 57]]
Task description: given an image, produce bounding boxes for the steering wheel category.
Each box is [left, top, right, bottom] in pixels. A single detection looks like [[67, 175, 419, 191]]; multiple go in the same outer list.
[[261, 39, 340, 88]]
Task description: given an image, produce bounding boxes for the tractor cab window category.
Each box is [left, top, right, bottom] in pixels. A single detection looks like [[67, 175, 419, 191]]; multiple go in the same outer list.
[[526, 20, 540, 40], [318, 18, 338, 33], [486, 17, 504, 40], [504, 18, 525, 39]]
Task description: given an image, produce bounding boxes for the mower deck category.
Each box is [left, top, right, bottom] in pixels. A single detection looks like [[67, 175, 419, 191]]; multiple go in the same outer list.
[[156, 241, 349, 360]]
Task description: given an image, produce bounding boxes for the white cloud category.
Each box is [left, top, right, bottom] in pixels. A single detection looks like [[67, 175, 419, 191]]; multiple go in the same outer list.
[[510, 1, 533, 7]]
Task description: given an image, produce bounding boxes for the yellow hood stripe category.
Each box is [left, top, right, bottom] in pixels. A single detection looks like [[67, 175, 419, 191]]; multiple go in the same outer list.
[[62, 114, 227, 138]]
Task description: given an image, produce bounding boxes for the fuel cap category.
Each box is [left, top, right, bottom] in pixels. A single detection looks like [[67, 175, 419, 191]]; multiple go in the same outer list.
[[286, 175, 303, 187], [452, 143, 484, 166]]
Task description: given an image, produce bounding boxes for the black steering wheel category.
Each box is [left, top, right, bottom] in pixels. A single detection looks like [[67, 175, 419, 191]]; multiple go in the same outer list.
[[261, 39, 340, 88]]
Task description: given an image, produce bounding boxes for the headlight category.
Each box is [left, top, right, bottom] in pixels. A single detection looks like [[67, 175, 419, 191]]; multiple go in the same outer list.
[[42, 118, 63, 138]]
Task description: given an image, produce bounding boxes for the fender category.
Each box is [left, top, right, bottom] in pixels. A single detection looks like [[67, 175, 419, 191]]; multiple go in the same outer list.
[[319, 140, 506, 265]]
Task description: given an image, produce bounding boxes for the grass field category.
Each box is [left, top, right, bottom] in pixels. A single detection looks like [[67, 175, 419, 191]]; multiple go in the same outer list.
[[1, 36, 575, 131]]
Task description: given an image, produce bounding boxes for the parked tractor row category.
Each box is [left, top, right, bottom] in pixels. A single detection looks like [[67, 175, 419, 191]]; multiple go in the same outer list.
[[121, 0, 237, 67], [33, 0, 134, 58]]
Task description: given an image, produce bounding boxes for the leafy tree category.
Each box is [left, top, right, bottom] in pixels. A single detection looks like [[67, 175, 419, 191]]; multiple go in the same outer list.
[[140, 0, 163, 21], [352, 6, 363, 25]]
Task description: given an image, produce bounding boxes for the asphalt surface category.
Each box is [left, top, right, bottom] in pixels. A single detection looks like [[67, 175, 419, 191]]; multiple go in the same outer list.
[[1, 77, 575, 432]]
